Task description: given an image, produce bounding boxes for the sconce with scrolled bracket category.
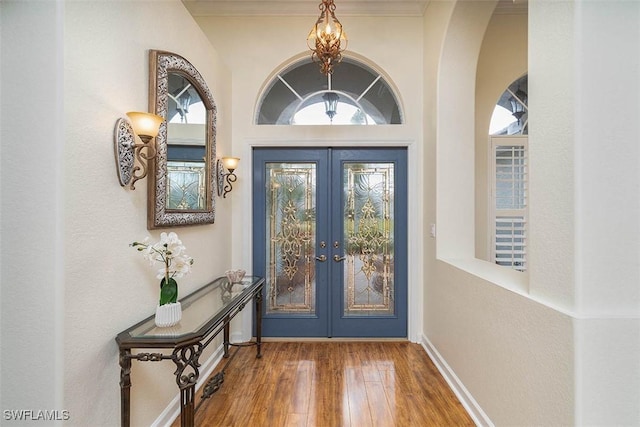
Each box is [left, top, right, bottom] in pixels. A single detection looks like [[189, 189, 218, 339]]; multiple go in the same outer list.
[[217, 157, 240, 198], [114, 111, 164, 190]]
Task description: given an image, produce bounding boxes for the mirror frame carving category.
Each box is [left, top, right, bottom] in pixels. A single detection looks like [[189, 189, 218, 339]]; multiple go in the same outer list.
[[148, 50, 217, 229]]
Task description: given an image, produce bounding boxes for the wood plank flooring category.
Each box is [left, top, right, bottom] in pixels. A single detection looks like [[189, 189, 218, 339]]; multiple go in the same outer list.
[[175, 341, 474, 427]]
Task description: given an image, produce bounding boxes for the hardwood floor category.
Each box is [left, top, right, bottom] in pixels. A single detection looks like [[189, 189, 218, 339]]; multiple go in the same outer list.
[[176, 341, 474, 427]]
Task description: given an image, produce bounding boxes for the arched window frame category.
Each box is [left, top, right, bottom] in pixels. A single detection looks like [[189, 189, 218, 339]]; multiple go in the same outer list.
[[255, 56, 403, 125]]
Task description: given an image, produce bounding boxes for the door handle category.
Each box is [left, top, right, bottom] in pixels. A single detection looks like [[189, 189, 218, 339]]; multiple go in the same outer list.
[[333, 254, 346, 262], [315, 255, 327, 262]]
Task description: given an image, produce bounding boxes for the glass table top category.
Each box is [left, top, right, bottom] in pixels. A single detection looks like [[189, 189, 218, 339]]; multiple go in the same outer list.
[[116, 276, 263, 346]]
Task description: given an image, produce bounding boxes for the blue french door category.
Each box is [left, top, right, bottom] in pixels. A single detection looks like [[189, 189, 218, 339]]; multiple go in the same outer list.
[[252, 148, 407, 337]]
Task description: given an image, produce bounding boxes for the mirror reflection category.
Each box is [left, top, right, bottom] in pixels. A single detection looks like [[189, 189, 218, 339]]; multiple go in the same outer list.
[[166, 73, 207, 210]]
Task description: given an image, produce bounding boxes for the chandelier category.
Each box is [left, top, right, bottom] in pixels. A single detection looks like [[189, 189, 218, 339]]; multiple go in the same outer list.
[[307, 0, 348, 75]]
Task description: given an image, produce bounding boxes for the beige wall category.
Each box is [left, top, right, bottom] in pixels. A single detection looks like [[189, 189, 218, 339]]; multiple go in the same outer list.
[[1, 0, 65, 418], [194, 14, 426, 342], [63, 2, 232, 424], [531, 1, 640, 423], [424, 1, 575, 424], [424, 1, 639, 425], [2, 1, 232, 426]]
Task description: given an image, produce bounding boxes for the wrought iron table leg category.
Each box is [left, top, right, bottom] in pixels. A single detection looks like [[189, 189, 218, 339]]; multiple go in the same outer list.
[[223, 316, 230, 358], [180, 385, 196, 427], [119, 350, 132, 427], [173, 343, 202, 427]]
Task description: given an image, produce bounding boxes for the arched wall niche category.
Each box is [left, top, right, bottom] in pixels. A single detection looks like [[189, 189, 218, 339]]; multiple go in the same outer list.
[[474, 9, 528, 263], [428, 2, 573, 426], [436, 0, 499, 259]]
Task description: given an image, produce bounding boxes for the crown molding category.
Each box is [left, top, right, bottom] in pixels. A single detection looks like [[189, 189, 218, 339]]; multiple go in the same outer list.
[[182, 0, 430, 17]]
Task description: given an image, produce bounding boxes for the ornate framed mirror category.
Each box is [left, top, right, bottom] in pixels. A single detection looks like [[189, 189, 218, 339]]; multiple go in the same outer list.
[[148, 50, 217, 229]]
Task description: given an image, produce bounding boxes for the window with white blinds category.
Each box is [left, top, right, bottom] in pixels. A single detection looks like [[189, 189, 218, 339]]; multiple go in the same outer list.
[[491, 137, 528, 271]]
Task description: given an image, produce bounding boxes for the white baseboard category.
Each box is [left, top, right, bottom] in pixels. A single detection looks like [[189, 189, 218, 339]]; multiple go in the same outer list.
[[230, 331, 245, 343], [420, 334, 493, 427], [151, 344, 226, 427]]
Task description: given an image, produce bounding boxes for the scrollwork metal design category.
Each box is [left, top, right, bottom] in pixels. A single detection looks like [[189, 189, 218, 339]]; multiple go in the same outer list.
[[172, 343, 203, 390], [114, 119, 135, 187], [201, 372, 224, 400], [274, 200, 311, 280], [348, 198, 390, 280], [132, 352, 166, 362]]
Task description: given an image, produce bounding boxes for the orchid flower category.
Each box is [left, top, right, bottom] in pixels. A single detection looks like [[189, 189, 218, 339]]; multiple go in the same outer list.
[[131, 232, 194, 305]]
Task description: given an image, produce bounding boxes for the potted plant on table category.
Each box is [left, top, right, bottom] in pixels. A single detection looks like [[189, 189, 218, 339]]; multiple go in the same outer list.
[[131, 232, 194, 327]]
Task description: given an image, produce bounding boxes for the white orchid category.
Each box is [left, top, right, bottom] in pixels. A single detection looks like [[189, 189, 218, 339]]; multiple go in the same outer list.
[[131, 232, 194, 305]]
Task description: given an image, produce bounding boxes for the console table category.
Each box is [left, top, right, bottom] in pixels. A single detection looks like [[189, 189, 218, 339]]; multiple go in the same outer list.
[[115, 276, 264, 427]]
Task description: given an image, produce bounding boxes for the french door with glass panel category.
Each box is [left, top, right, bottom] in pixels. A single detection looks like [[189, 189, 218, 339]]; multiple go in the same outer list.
[[252, 148, 407, 337]]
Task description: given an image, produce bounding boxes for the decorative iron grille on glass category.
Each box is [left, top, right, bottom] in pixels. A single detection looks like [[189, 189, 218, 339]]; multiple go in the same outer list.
[[343, 163, 395, 315], [266, 163, 317, 314]]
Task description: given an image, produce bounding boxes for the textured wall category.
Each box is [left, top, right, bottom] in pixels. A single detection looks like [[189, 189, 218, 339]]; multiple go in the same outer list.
[[1, 0, 66, 420], [528, 0, 576, 310], [425, 0, 575, 425], [1, 1, 231, 426], [570, 1, 640, 424], [62, 2, 232, 424], [423, 0, 640, 425]]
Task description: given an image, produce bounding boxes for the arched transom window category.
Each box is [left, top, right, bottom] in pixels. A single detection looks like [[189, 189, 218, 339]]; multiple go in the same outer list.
[[256, 57, 403, 125], [490, 74, 528, 135]]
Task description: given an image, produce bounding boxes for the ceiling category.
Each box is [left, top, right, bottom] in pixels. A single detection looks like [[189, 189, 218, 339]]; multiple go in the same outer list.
[[182, 0, 527, 17]]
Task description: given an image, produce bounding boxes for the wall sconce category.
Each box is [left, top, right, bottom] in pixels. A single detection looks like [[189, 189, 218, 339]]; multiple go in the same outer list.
[[114, 111, 164, 190], [217, 157, 240, 198]]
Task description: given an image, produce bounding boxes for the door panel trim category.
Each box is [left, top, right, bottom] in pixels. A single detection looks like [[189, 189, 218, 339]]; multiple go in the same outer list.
[[330, 148, 408, 337], [253, 147, 407, 338], [252, 148, 329, 337]]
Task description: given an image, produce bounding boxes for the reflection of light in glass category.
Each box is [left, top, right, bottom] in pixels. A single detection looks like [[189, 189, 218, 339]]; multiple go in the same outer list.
[[293, 101, 375, 125], [489, 105, 516, 134], [169, 101, 206, 124]]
